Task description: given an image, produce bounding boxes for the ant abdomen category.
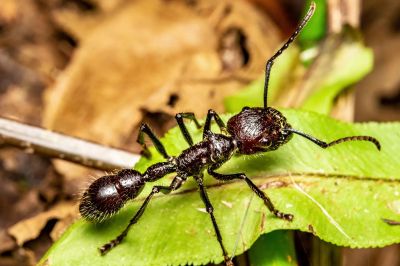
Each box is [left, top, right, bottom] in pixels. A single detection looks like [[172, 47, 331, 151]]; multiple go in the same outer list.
[[79, 169, 145, 222]]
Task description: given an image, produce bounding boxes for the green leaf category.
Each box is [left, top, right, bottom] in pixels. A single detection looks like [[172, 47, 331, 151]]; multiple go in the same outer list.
[[224, 32, 373, 116], [248, 231, 297, 266], [301, 37, 373, 114], [41, 110, 400, 266]]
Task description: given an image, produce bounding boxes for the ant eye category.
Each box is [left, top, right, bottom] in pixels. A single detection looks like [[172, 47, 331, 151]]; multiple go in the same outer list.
[[260, 138, 271, 146]]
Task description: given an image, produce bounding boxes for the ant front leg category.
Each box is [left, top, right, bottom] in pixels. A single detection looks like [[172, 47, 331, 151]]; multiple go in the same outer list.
[[137, 123, 170, 159], [194, 175, 233, 266], [99, 175, 186, 255], [208, 167, 293, 221], [175, 112, 201, 146], [203, 109, 227, 139]]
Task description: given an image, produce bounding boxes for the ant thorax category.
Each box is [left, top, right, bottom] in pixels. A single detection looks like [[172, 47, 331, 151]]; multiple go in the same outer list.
[[176, 133, 237, 175], [206, 133, 237, 164], [227, 107, 293, 155]]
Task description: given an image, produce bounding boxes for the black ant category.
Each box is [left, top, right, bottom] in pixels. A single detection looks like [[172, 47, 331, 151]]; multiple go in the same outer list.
[[79, 2, 380, 265]]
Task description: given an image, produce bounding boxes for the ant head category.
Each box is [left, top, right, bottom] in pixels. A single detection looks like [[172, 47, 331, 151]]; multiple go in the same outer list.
[[226, 2, 316, 155], [227, 107, 292, 155], [79, 169, 144, 222]]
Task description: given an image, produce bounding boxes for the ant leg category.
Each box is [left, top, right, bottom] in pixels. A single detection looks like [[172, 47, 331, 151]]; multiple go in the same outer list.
[[194, 175, 233, 266], [208, 168, 293, 221], [175, 112, 201, 146], [263, 2, 315, 108], [203, 109, 227, 139], [137, 123, 170, 159], [285, 128, 381, 151], [99, 175, 185, 255]]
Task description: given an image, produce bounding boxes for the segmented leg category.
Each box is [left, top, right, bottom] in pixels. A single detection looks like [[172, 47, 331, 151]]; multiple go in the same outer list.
[[136, 123, 170, 159], [194, 175, 233, 266], [208, 168, 293, 221], [99, 175, 185, 255], [203, 109, 227, 138], [175, 112, 201, 146]]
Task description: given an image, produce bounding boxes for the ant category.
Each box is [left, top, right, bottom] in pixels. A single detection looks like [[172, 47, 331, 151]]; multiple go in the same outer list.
[[79, 2, 380, 266]]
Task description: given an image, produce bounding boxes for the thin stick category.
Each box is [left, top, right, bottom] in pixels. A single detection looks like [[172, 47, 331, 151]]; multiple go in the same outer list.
[[0, 117, 140, 170]]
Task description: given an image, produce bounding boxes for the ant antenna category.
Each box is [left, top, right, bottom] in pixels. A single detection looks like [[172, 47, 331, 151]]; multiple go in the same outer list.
[[284, 128, 381, 150], [263, 2, 316, 108]]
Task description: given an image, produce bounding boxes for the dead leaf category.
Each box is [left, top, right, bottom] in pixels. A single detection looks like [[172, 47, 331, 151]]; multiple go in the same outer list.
[[7, 202, 77, 246], [43, 0, 280, 175], [0, 230, 17, 253], [0, 0, 17, 24], [44, 0, 216, 144]]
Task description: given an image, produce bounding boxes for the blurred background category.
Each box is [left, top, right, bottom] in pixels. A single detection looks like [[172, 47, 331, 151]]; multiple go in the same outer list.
[[0, 0, 399, 265]]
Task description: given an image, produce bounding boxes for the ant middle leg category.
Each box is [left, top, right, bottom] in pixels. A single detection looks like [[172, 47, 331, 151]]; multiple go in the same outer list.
[[194, 175, 233, 266], [175, 112, 201, 146], [99, 175, 185, 255], [137, 123, 170, 159], [208, 168, 293, 221], [203, 109, 227, 138]]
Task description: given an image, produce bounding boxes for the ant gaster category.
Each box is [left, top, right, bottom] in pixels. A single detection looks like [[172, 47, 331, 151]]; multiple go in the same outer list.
[[79, 2, 380, 265]]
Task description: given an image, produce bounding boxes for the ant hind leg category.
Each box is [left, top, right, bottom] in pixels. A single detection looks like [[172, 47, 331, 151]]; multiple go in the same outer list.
[[99, 175, 185, 255]]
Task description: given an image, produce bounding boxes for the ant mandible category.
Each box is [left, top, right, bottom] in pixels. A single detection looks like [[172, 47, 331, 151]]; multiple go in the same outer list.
[[79, 2, 380, 265]]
